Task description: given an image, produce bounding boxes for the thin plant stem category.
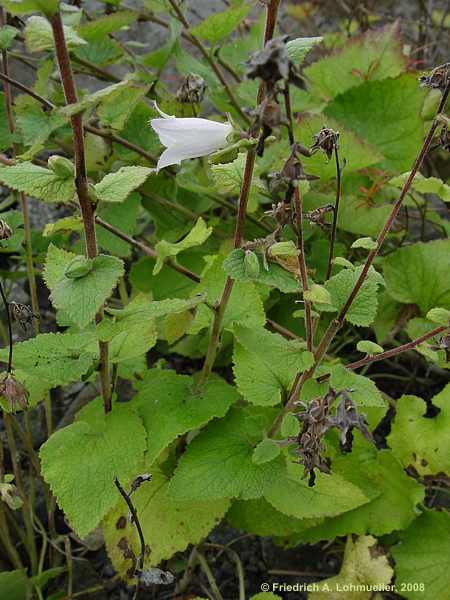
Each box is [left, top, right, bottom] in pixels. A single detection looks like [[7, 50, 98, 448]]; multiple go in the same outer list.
[[196, 0, 281, 387], [196, 551, 224, 600], [50, 12, 111, 413], [293, 186, 313, 352], [269, 81, 450, 436], [0, 280, 13, 373], [325, 145, 342, 280]]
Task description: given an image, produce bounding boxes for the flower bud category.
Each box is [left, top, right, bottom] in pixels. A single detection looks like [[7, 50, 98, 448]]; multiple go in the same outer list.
[[0, 476, 23, 510], [0, 220, 12, 240], [47, 155, 75, 179], [176, 73, 206, 104], [64, 256, 94, 279]]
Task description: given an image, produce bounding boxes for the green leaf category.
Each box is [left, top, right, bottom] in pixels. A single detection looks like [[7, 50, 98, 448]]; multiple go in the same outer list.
[[96, 193, 140, 257], [223, 248, 299, 293], [329, 364, 385, 407], [97, 83, 150, 131], [387, 383, 450, 476], [392, 511, 450, 600], [58, 80, 130, 118], [337, 195, 392, 238], [305, 23, 406, 99], [298, 447, 424, 542], [426, 307, 450, 326], [322, 266, 384, 327], [153, 218, 212, 275], [135, 368, 237, 463], [356, 340, 384, 355], [211, 152, 263, 208], [351, 237, 377, 250], [94, 166, 153, 203], [309, 535, 393, 599], [250, 594, 282, 600], [325, 74, 424, 172], [168, 406, 284, 501], [304, 283, 332, 305], [40, 401, 147, 538], [232, 324, 313, 406], [281, 413, 300, 438], [47, 252, 124, 328], [0, 162, 75, 203], [25, 16, 86, 53], [191, 4, 251, 44], [228, 497, 320, 538], [383, 240, 450, 314], [269, 241, 298, 257], [0, 93, 13, 151], [77, 10, 138, 39], [389, 171, 450, 203], [252, 438, 281, 465], [2, 0, 59, 17], [0, 569, 30, 600], [0, 332, 96, 390], [265, 458, 370, 520], [0, 25, 19, 50], [103, 468, 229, 573], [287, 36, 323, 64]]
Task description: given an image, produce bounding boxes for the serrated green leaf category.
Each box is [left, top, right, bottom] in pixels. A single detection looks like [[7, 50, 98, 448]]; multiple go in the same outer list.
[[252, 438, 281, 465], [211, 152, 263, 210], [337, 194, 392, 238], [392, 511, 450, 600], [25, 16, 86, 53], [0, 332, 96, 391], [305, 23, 406, 99], [96, 192, 140, 257], [0, 25, 19, 50], [154, 218, 212, 275], [191, 4, 251, 44], [389, 171, 450, 202], [0, 162, 75, 203], [223, 248, 299, 293], [2, 0, 59, 17], [351, 237, 377, 250], [58, 80, 130, 118], [322, 266, 383, 327], [269, 241, 298, 257], [309, 535, 393, 599], [325, 74, 424, 172], [168, 406, 284, 501], [135, 368, 237, 463], [40, 402, 146, 538], [97, 83, 150, 131], [304, 283, 332, 305], [265, 458, 370, 520], [94, 166, 153, 203], [228, 497, 320, 538], [103, 468, 229, 574], [232, 324, 313, 406], [329, 364, 385, 407], [387, 383, 450, 476], [281, 413, 300, 438], [287, 36, 323, 64], [383, 240, 450, 314], [426, 307, 450, 326], [356, 340, 384, 355], [48, 253, 124, 328], [0, 569, 30, 600], [298, 446, 424, 542], [77, 10, 137, 39], [333, 256, 354, 269]]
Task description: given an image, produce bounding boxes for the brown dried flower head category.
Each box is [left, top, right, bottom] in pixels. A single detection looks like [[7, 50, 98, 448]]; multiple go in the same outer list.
[[246, 35, 290, 85], [311, 126, 340, 160], [176, 73, 206, 104], [419, 63, 450, 92], [9, 302, 39, 331], [0, 220, 12, 241], [0, 373, 29, 412]]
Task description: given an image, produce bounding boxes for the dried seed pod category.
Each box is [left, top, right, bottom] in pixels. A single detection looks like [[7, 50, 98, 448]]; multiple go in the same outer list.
[[246, 35, 290, 86], [0, 373, 29, 412], [439, 125, 450, 152], [0, 220, 12, 240], [9, 301, 39, 331], [176, 73, 206, 104], [419, 63, 450, 92], [311, 126, 340, 160]]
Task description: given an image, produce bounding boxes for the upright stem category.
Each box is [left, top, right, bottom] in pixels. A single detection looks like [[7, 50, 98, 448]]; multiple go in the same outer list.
[[0, 281, 13, 373], [294, 187, 313, 352], [196, 0, 281, 387], [50, 12, 111, 413], [325, 145, 342, 280]]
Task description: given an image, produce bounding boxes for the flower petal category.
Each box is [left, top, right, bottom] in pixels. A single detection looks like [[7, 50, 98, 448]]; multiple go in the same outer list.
[[156, 135, 231, 171], [150, 118, 232, 147]]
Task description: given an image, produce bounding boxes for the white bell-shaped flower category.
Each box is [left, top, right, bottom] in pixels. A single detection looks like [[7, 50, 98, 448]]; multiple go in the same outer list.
[[150, 103, 233, 172]]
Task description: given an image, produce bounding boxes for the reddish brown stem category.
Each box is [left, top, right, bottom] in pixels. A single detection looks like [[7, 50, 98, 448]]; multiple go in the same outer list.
[[50, 12, 111, 413], [325, 145, 342, 280], [294, 187, 313, 352]]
